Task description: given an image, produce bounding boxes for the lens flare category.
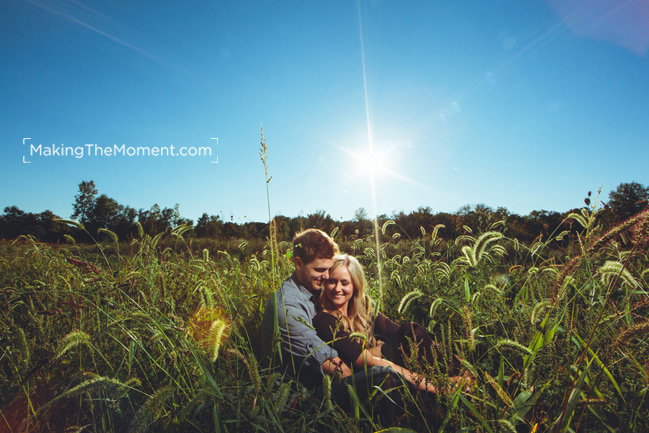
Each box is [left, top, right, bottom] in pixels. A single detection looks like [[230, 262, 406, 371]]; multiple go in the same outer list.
[[187, 306, 231, 361]]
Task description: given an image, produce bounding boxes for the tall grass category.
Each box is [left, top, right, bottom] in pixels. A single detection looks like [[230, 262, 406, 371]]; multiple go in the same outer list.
[[1, 205, 648, 431]]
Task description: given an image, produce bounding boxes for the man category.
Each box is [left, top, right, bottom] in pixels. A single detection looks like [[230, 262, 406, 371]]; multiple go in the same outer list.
[[260, 228, 351, 387]]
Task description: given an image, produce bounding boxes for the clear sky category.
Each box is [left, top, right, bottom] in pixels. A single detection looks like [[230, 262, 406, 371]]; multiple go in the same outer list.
[[2, 0, 649, 224]]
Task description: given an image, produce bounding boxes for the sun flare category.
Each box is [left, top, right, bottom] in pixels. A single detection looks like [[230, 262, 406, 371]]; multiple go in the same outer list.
[[357, 147, 388, 175], [334, 141, 430, 191]]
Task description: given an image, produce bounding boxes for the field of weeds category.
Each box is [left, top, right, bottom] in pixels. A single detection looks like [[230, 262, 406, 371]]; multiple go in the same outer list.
[[1, 207, 648, 432]]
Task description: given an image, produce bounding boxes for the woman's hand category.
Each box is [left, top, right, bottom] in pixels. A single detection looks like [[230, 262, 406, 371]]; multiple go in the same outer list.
[[448, 372, 475, 394], [322, 357, 353, 378]]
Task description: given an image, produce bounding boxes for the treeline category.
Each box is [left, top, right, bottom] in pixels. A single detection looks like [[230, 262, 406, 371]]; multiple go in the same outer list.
[[2, 180, 648, 244]]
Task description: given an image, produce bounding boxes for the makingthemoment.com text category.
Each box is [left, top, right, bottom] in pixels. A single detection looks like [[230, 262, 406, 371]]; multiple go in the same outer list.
[[29, 143, 212, 159]]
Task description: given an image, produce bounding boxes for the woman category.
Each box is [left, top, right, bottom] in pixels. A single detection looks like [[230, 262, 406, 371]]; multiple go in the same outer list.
[[313, 254, 467, 394]]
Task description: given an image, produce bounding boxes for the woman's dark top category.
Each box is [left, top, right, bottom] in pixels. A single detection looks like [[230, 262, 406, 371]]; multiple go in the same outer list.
[[313, 311, 399, 366], [313, 310, 457, 375]]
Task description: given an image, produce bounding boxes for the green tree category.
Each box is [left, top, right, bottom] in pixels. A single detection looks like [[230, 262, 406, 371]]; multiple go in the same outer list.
[[138, 204, 163, 234], [272, 215, 292, 241], [71, 180, 97, 224], [0, 206, 30, 239], [305, 210, 335, 234], [0, 206, 67, 242], [353, 207, 370, 237], [113, 205, 137, 239], [89, 194, 120, 231], [608, 182, 649, 221], [195, 213, 223, 238]]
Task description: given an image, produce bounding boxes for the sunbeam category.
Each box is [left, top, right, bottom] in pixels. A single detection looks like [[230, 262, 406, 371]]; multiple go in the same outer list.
[[356, 0, 384, 308]]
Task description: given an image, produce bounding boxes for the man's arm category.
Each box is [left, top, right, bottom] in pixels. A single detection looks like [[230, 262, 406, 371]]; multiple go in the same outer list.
[[281, 306, 352, 378], [278, 299, 340, 372]]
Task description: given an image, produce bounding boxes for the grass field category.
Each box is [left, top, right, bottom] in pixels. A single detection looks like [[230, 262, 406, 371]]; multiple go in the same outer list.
[[1, 206, 648, 432]]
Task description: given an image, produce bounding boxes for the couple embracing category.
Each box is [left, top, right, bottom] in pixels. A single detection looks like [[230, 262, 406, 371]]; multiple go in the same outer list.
[[259, 228, 469, 424]]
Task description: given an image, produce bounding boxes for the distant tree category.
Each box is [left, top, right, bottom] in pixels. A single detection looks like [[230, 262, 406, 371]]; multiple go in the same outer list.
[[195, 213, 210, 237], [113, 205, 137, 239], [148, 204, 185, 234], [272, 215, 292, 241], [459, 204, 496, 232], [353, 207, 370, 236], [1, 206, 29, 239], [195, 213, 224, 238], [221, 222, 241, 238], [525, 210, 562, 241], [429, 212, 455, 240], [71, 180, 98, 224], [146, 204, 162, 233], [291, 214, 306, 234], [2, 205, 26, 224], [494, 206, 510, 220], [397, 206, 434, 238], [177, 216, 193, 228], [608, 182, 649, 221], [36, 210, 59, 241], [160, 206, 176, 233], [0, 206, 67, 241], [244, 222, 268, 239], [507, 213, 531, 242], [89, 194, 120, 231], [305, 210, 335, 234], [337, 219, 356, 240], [138, 204, 168, 235]]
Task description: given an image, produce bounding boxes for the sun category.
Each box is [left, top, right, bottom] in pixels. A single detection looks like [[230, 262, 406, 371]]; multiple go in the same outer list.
[[357, 147, 388, 176], [331, 138, 431, 191]]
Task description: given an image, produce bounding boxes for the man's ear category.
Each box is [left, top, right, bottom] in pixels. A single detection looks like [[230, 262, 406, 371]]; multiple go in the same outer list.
[[293, 256, 303, 271]]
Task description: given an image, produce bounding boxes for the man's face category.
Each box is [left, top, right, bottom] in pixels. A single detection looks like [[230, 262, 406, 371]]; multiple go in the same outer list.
[[294, 256, 333, 293]]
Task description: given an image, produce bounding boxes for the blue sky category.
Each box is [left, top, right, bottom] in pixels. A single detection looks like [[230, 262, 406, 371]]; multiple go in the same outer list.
[[2, 0, 648, 224]]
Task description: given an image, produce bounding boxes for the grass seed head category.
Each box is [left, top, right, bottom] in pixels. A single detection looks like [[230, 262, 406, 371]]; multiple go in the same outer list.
[[187, 306, 231, 361], [614, 319, 649, 349]]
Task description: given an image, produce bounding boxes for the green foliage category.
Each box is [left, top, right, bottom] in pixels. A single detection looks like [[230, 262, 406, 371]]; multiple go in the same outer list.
[[1, 206, 648, 432], [608, 181, 649, 221], [71, 179, 98, 224]]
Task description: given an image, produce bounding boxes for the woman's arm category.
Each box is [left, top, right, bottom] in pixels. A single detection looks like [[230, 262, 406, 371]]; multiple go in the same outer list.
[[314, 312, 447, 390], [352, 349, 440, 393], [367, 340, 384, 358], [355, 351, 474, 394]]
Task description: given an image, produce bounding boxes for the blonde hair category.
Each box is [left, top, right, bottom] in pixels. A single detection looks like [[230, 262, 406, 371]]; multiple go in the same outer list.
[[319, 254, 374, 341]]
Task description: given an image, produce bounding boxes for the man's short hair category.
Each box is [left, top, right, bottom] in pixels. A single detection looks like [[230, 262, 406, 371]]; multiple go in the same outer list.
[[292, 229, 339, 264]]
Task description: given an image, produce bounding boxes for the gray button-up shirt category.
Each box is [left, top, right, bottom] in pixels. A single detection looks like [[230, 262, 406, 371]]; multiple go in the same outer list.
[[259, 273, 338, 387]]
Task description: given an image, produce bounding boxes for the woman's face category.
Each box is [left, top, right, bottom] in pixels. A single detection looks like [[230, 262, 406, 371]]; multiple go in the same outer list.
[[323, 265, 355, 314]]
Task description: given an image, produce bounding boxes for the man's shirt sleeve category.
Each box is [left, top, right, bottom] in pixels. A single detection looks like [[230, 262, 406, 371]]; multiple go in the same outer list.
[[278, 297, 337, 369]]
